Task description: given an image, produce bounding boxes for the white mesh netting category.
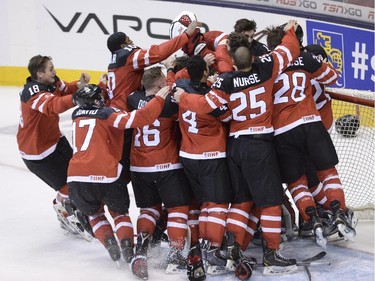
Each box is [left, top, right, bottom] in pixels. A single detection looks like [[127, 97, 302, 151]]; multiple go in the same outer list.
[[327, 88, 374, 219]]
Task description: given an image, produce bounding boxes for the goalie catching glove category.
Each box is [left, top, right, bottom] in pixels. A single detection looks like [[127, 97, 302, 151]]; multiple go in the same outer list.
[[235, 257, 253, 280]]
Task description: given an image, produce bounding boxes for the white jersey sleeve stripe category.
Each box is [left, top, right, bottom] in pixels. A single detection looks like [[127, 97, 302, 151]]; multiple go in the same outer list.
[[113, 113, 127, 128], [209, 90, 227, 104], [38, 100, 47, 113], [31, 93, 45, 109], [214, 33, 227, 49], [125, 110, 136, 129], [133, 50, 141, 70], [144, 49, 150, 66]]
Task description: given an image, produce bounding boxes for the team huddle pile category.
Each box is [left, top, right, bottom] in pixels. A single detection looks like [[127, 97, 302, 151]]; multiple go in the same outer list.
[[16, 11, 357, 281]]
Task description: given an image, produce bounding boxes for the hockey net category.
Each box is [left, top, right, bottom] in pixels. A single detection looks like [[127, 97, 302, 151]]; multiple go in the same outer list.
[[326, 87, 375, 219]]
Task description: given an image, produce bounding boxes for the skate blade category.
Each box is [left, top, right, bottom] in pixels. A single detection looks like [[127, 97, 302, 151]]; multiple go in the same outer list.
[[337, 223, 356, 241], [263, 264, 298, 275], [315, 228, 327, 250], [189, 266, 206, 280], [225, 259, 236, 271], [54, 206, 80, 237], [165, 263, 186, 274], [316, 237, 327, 250], [351, 216, 359, 228], [206, 264, 228, 275], [67, 215, 94, 242]]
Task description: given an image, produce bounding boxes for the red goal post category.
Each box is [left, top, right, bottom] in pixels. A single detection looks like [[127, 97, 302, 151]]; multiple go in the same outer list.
[[326, 87, 374, 219]]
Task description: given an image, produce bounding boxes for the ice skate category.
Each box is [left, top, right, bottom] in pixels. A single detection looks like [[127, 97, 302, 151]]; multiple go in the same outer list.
[[104, 236, 121, 268], [53, 200, 80, 237], [165, 248, 187, 274], [263, 247, 298, 275], [53, 199, 94, 241], [331, 201, 356, 241], [120, 238, 134, 263], [205, 246, 228, 275], [306, 206, 327, 250], [131, 255, 148, 280], [224, 232, 256, 272]]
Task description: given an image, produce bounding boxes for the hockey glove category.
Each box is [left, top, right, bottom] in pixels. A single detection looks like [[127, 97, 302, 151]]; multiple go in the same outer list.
[[235, 257, 253, 280]]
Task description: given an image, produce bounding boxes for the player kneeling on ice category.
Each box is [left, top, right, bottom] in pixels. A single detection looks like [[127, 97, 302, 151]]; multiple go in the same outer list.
[[67, 84, 170, 265]]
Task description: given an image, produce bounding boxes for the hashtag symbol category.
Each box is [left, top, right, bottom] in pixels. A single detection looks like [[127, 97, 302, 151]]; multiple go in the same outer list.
[[351, 42, 368, 80]]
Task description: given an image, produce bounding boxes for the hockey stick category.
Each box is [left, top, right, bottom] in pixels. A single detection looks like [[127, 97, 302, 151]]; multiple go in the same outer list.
[[255, 251, 330, 268], [304, 265, 312, 281], [302, 251, 328, 281], [301, 251, 327, 263], [258, 251, 329, 276]]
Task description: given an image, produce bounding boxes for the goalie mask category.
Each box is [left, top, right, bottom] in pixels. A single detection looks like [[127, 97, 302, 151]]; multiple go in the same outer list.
[[169, 10, 197, 39], [335, 114, 360, 137], [74, 84, 105, 109]]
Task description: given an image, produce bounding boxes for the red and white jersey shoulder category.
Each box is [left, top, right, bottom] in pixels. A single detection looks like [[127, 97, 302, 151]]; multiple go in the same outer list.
[[17, 79, 74, 160], [107, 33, 189, 111]]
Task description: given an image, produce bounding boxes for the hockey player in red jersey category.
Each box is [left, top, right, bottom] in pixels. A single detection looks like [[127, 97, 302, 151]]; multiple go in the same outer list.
[[67, 84, 169, 264], [107, 20, 201, 112], [267, 27, 356, 247], [300, 44, 335, 213], [303, 45, 335, 212], [174, 55, 231, 280], [104, 20, 201, 197], [17, 55, 92, 239], [307, 44, 335, 132], [173, 20, 301, 276], [301, 44, 357, 239], [126, 67, 192, 279]]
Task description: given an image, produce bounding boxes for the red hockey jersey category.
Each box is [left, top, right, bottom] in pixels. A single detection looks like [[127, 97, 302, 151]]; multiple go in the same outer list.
[[17, 78, 76, 160], [67, 96, 165, 183], [127, 91, 182, 172], [176, 79, 230, 159], [272, 52, 338, 135], [107, 33, 189, 111], [178, 28, 300, 138]]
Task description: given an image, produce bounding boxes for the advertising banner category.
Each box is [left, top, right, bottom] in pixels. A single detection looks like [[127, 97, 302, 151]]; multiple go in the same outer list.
[[306, 21, 374, 91]]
